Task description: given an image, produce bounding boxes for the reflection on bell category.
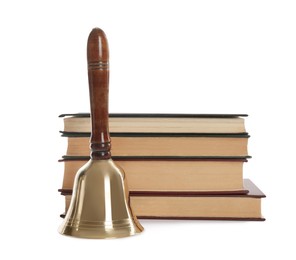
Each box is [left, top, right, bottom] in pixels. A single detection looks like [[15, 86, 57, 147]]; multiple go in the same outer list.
[[58, 27, 143, 238], [59, 159, 143, 238]]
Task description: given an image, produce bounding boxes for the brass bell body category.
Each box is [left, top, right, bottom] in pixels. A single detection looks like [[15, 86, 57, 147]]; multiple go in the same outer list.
[[59, 159, 143, 238]]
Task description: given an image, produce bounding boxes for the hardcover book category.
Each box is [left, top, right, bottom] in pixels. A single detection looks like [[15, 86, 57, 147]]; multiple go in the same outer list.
[[59, 156, 248, 194], [61, 179, 265, 221], [62, 133, 249, 157], [60, 113, 248, 134]]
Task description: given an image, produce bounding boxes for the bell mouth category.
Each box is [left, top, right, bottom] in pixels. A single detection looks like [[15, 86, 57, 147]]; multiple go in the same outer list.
[[59, 217, 143, 239]]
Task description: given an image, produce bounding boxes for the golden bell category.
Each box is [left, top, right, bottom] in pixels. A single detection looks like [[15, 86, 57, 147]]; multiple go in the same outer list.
[[58, 159, 143, 238], [58, 28, 143, 238]]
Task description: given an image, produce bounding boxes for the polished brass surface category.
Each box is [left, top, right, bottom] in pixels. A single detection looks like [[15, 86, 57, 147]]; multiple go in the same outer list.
[[59, 159, 143, 238]]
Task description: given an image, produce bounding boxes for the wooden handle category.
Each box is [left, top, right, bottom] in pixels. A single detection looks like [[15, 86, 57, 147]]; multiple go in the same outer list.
[[87, 28, 111, 160]]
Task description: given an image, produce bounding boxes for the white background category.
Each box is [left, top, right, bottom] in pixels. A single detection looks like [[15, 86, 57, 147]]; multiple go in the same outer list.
[[0, 0, 295, 259]]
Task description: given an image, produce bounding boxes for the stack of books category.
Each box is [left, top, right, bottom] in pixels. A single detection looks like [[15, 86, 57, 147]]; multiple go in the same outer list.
[[58, 113, 265, 221]]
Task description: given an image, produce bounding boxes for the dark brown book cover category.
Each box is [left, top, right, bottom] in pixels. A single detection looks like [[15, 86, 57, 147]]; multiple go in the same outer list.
[[60, 155, 251, 161], [59, 113, 248, 118], [60, 132, 250, 138]]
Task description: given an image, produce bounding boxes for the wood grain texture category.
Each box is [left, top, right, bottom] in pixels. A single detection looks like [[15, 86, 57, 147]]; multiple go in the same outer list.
[[87, 28, 111, 159]]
